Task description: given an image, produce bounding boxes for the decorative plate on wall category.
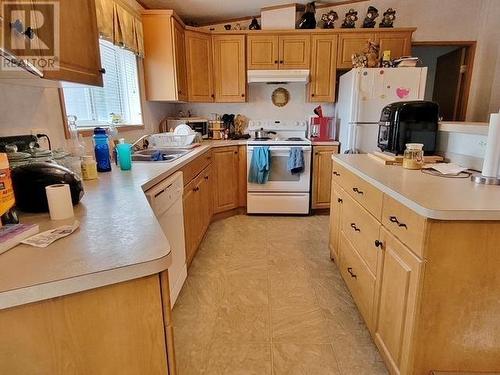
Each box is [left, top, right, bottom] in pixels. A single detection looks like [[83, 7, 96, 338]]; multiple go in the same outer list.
[[271, 87, 290, 107]]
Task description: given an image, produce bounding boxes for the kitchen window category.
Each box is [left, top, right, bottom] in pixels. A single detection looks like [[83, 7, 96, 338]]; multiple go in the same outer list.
[[62, 39, 143, 128]]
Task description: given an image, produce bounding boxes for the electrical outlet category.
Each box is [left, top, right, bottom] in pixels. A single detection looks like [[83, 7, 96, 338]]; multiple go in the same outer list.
[[478, 140, 488, 149]]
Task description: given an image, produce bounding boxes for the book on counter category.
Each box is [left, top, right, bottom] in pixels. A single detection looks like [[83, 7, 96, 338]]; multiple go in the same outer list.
[[0, 223, 40, 255]]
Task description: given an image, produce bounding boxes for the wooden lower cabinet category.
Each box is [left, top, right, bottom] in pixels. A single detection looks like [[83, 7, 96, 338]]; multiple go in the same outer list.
[[329, 182, 343, 263], [374, 227, 422, 375], [183, 164, 212, 266], [212, 146, 239, 214], [0, 275, 174, 374], [312, 145, 339, 209]]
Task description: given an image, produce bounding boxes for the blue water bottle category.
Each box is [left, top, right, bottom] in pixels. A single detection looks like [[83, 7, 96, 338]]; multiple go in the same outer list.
[[93, 127, 112, 172]]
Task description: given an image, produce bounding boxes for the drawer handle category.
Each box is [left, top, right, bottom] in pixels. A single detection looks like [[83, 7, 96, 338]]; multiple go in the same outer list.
[[350, 223, 360, 232], [374, 240, 383, 249], [204, 175, 209, 180], [333, 171, 340, 176], [193, 187, 200, 192], [347, 267, 357, 278], [352, 187, 364, 195], [337, 198, 343, 204], [389, 216, 408, 229]]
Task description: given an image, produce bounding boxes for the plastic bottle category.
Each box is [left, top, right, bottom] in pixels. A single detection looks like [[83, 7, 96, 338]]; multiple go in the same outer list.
[[93, 127, 112, 172], [81, 156, 98, 180]]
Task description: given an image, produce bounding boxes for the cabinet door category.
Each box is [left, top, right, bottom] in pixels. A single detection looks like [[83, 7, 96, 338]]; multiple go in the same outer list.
[[309, 35, 338, 102], [39, 0, 103, 86], [376, 32, 412, 60], [374, 227, 423, 375], [199, 165, 213, 235], [212, 147, 239, 214], [172, 19, 188, 101], [337, 32, 375, 69], [312, 146, 339, 209], [329, 182, 343, 263], [247, 35, 278, 70], [278, 35, 311, 69], [183, 177, 202, 266], [185, 31, 214, 102], [213, 35, 246, 102]]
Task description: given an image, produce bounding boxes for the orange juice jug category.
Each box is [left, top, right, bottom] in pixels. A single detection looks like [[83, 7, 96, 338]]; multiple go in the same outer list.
[[0, 153, 15, 217]]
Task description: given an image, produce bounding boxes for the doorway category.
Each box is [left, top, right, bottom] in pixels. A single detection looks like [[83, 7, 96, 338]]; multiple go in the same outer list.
[[412, 42, 476, 121]]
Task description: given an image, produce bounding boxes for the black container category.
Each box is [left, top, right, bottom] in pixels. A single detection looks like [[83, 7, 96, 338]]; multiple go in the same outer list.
[[11, 162, 84, 213]]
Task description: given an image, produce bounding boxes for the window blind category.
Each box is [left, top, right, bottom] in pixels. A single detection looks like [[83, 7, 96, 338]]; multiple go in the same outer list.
[[63, 39, 142, 128]]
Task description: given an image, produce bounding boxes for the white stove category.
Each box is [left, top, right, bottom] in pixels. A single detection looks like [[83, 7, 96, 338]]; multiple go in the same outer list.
[[247, 120, 311, 146], [246, 120, 312, 215]]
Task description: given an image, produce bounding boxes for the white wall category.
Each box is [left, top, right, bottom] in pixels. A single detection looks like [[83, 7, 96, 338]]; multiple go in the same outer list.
[[176, 83, 335, 122]]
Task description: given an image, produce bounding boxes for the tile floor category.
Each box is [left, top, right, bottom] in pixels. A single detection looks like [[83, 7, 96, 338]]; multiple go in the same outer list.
[[172, 215, 388, 375]]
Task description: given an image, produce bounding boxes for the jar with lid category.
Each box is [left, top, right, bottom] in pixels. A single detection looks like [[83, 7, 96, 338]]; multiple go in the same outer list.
[[403, 143, 424, 170]]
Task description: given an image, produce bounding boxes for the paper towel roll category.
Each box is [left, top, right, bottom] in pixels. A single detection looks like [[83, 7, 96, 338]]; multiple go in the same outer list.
[[45, 184, 74, 220], [482, 113, 500, 177]]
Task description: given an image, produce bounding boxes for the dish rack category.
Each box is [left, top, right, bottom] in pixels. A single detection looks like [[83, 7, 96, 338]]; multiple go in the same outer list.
[[148, 133, 196, 148]]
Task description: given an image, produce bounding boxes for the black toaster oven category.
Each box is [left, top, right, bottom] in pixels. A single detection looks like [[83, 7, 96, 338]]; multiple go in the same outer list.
[[377, 101, 439, 155]]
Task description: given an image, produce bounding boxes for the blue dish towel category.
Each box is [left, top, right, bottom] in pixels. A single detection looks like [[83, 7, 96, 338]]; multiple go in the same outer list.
[[287, 147, 304, 175], [248, 146, 271, 184]]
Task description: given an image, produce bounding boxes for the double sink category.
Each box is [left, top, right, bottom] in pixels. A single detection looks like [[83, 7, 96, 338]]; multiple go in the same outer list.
[[132, 148, 192, 163]]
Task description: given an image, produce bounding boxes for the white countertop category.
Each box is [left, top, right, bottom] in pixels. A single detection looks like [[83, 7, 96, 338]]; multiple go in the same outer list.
[[0, 140, 246, 310], [333, 154, 500, 221]]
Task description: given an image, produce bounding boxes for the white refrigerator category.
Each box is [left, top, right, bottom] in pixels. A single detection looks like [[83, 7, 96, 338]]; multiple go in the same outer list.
[[336, 67, 428, 153]]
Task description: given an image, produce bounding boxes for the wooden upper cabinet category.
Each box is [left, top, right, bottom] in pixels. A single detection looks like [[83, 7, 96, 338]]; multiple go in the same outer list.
[[247, 35, 279, 70], [337, 32, 375, 69], [279, 35, 310, 69], [39, 0, 103, 86], [309, 34, 338, 102], [374, 227, 423, 375], [212, 147, 239, 214], [312, 145, 339, 209], [213, 35, 246, 102], [376, 31, 412, 60], [142, 11, 187, 101], [172, 19, 188, 101], [185, 31, 214, 102]]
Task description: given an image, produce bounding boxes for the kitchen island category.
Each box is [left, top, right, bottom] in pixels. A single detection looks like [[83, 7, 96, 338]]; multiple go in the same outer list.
[[0, 140, 245, 375], [329, 154, 500, 375]]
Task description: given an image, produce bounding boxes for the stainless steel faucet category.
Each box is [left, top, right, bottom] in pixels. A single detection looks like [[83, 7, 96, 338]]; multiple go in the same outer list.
[[131, 134, 150, 152]]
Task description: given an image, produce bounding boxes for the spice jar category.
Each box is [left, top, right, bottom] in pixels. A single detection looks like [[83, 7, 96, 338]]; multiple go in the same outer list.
[[403, 143, 424, 170]]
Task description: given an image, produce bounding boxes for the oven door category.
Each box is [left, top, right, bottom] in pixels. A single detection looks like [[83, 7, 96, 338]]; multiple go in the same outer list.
[[247, 145, 312, 192]]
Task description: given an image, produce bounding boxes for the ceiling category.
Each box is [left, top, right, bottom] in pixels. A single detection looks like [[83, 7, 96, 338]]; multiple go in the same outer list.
[[139, 0, 351, 24]]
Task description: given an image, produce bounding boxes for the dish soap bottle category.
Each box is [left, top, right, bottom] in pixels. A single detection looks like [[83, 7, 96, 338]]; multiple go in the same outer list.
[[93, 127, 112, 172]]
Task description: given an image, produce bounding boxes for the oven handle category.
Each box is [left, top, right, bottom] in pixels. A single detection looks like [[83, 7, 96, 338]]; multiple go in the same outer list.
[[247, 146, 312, 152]]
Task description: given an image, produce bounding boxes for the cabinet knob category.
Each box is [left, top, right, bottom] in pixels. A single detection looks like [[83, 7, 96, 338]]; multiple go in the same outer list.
[[241, 93, 245, 97], [333, 171, 340, 176], [99, 68, 106, 74], [204, 175, 209, 180], [234, 151, 238, 154], [314, 152, 319, 155], [193, 186, 200, 192], [347, 267, 357, 278], [274, 60, 278, 64], [350, 223, 361, 232], [374, 240, 383, 249], [311, 93, 315, 97], [280, 60, 284, 64], [211, 94, 215, 99], [337, 198, 343, 204]]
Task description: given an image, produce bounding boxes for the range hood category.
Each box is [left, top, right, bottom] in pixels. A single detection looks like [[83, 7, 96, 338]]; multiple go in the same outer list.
[[247, 70, 310, 84]]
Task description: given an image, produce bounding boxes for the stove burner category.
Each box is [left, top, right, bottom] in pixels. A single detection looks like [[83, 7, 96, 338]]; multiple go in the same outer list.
[[254, 137, 271, 141], [287, 137, 303, 141]]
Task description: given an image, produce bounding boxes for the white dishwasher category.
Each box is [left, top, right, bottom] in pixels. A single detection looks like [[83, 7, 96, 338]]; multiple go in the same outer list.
[[145, 171, 186, 307]]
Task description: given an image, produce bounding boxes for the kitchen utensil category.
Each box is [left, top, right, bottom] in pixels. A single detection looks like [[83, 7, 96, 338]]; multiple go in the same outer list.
[[254, 128, 277, 139]]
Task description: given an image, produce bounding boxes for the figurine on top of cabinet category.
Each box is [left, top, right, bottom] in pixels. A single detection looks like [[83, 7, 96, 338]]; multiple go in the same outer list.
[[351, 40, 380, 68], [249, 17, 261, 30], [321, 10, 338, 29], [379, 8, 396, 28], [297, 1, 317, 29], [362, 6, 379, 28], [341, 8, 358, 28]]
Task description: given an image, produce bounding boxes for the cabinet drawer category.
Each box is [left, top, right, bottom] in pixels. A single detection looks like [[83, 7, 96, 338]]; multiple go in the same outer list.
[[341, 194, 381, 276], [332, 160, 383, 219], [340, 233, 376, 330], [180, 150, 212, 186], [381, 195, 426, 257]]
